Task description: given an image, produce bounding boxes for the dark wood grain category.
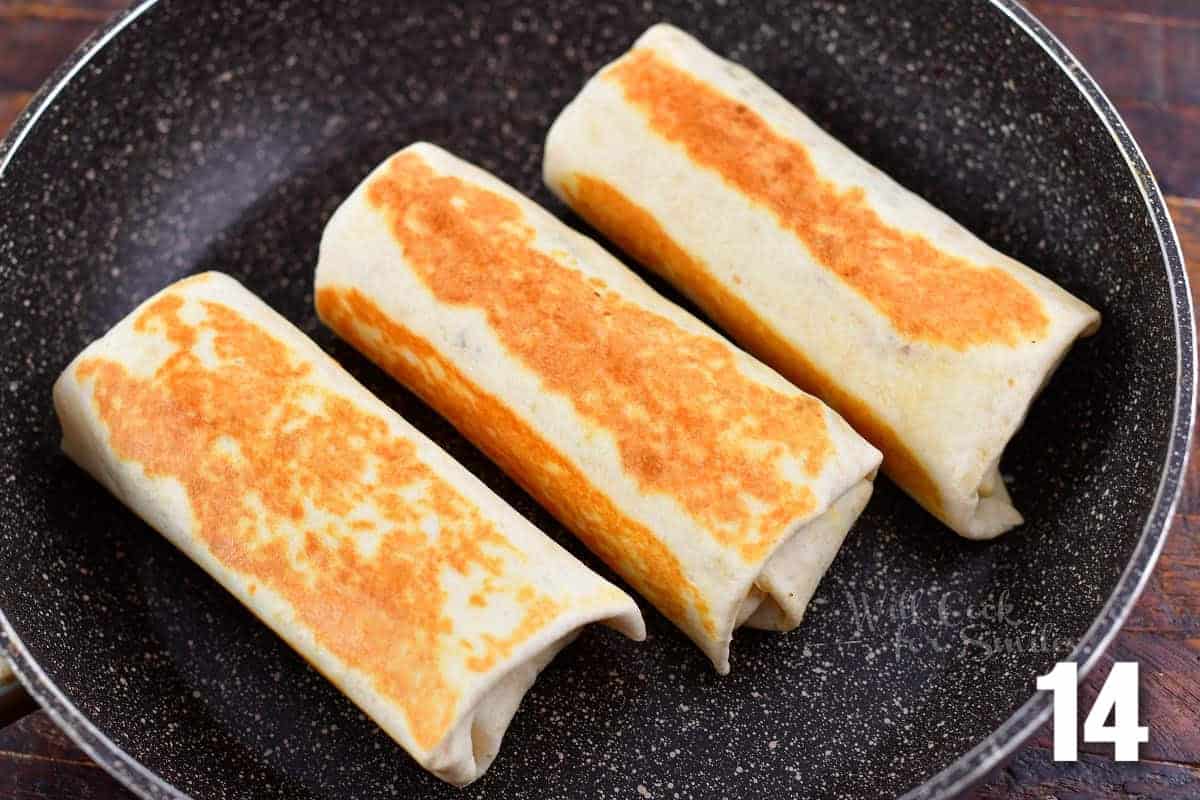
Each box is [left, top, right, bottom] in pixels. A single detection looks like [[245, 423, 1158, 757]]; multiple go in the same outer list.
[[0, 0, 127, 14], [0, 16, 112, 93], [1026, 1, 1200, 106], [1043, 634, 1200, 764], [0, 1, 1197, 799], [972, 748, 1200, 799], [0, 0, 119, 107], [1113, 103, 1200, 198], [1124, 514, 1200, 638], [1029, 0, 1200, 19], [0, 92, 33, 131], [1025, 0, 1200, 198], [1169, 197, 1200, 289], [0, 713, 130, 800], [974, 186, 1200, 795]]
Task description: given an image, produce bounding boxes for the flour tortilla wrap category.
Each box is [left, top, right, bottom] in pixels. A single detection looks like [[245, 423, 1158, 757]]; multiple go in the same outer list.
[[315, 143, 882, 673], [543, 24, 1101, 540], [52, 272, 644, 785]]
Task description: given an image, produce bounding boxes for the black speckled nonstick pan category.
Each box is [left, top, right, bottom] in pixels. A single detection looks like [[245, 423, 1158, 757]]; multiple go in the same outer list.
[[0, 2, 1193, 798]]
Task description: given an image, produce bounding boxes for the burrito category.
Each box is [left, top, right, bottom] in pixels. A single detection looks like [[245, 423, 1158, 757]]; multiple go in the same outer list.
[[543, 24, 1101, 540], [52, 272, 644, 785], [315, 143, 882, 673]]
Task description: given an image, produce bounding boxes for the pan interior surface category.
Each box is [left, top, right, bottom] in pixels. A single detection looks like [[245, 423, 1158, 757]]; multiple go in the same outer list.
[[0, 2, 1185, 799]]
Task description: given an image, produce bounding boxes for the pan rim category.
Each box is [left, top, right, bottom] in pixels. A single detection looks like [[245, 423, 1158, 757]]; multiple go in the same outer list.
[[0, 4, 189, 797], [900, 1, 1196, 795], [0, 2, 1192, 799]]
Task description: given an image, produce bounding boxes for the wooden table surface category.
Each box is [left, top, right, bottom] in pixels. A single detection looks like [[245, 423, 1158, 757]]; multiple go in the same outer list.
[[1, 1, 1197, 798]]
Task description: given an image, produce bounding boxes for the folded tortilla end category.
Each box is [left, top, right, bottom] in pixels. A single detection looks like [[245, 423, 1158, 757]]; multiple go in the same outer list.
[[705, 477, 876, 672], [55, 271, 647, 785], [320, 144, 880, 674], [544, 23, 1099, 544]]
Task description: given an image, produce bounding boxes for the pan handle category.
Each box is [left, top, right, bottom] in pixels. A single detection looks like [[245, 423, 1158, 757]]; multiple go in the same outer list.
[[0, 658, 38, 729]]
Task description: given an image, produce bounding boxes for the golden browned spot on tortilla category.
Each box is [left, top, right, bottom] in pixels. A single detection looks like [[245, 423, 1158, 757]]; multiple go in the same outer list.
[[77, 292, 561, 750], [607, 50, 1049, 351], [466, 586, 560, 672], [360, 152, 832, 568], [563, 175, 942, 515], [317, 285, 714, 637]]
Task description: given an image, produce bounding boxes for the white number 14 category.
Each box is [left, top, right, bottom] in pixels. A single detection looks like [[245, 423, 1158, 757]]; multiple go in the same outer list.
[[1037, 661, 1149, 761]]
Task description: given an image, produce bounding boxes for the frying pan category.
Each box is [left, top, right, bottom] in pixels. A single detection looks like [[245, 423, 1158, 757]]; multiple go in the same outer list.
[[0, 1, 1192, 798]]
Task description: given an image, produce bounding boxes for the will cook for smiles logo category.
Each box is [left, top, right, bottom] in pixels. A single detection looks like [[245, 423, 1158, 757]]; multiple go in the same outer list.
[[823, 584, 1077, 659]]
